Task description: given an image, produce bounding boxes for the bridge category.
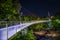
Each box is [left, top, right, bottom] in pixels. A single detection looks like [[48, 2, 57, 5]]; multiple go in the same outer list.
[[0, 20, 51, 40]]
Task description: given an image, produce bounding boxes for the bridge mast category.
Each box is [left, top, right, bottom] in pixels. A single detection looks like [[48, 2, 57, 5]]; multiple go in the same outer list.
[[48, 12, 52, 28], [20, 11, 28, 36]]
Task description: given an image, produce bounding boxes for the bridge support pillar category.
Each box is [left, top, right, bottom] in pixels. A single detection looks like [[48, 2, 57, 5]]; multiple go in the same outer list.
[[21, 28, 28, 36]]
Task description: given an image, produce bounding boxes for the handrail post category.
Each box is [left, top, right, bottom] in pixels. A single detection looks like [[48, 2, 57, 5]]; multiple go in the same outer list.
[[6, 22, 8, 40]]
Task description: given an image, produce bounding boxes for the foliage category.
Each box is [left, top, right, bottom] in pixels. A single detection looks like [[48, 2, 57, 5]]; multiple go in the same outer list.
[[0, 0, 21, 21], [55, 12, 60, 19], [26, 30, 35, 40], [35, 24, 43, 30], [45, 11, 60, 29]]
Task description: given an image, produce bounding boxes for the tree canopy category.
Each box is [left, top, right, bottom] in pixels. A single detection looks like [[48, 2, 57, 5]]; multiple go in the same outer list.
[[0, 0, 21, 21]]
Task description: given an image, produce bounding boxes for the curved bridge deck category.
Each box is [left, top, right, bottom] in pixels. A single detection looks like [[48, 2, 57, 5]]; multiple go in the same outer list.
[[0, 20, 51, 40]]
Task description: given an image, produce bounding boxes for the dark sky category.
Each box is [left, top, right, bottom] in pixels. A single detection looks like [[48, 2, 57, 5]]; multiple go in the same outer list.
[[20, 0, 60, 16]]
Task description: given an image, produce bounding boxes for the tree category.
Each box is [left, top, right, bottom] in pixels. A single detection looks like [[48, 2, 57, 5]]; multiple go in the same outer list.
[[50, 12, 60, 30], [55, 12, 60, 19], [0, 0, 21, 21]]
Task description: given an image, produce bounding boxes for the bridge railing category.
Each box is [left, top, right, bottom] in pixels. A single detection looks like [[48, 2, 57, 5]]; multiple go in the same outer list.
[[0, 21, 32, 40], [0, 21, 21, 29]]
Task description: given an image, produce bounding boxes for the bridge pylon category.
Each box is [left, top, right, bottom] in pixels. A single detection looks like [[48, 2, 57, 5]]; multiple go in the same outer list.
[[47, 11, 52, 28]]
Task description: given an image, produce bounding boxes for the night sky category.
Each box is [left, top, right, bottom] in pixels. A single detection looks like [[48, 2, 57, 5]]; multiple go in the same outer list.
[[20, 0, 60, 17]]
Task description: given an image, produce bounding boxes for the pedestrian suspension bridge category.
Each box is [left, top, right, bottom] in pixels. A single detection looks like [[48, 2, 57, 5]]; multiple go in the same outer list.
[[0, 19, 51, 40]]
